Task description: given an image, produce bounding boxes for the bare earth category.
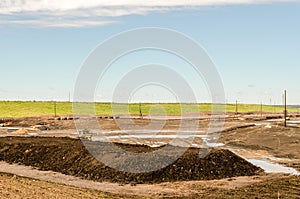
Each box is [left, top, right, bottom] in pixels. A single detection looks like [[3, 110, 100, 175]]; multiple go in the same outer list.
[[0, 115, 300, 198], [0, 162, 298, 199]]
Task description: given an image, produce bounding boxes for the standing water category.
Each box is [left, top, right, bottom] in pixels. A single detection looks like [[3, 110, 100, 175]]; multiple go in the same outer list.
[[247, 159, 300, 175]]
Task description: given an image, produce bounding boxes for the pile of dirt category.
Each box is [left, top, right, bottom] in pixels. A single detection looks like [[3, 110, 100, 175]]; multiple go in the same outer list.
[[0, 137, 262, 184], [11, 128, 29, 135]]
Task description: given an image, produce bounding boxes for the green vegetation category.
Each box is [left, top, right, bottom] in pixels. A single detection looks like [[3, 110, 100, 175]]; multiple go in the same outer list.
[[0, 101, 299, 118], [0, 101, 73, 118], [225, 103, 292, 113]]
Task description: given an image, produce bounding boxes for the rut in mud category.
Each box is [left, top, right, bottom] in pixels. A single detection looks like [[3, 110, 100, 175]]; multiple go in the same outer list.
[[0, 137, 262, 184]]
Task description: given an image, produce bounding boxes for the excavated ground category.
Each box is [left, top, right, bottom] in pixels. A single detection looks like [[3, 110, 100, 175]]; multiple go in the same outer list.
[[0, 137, 262, 184]]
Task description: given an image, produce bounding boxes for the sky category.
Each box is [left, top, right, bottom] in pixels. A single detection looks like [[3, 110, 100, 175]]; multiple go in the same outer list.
[[0, 0, 299, 104]]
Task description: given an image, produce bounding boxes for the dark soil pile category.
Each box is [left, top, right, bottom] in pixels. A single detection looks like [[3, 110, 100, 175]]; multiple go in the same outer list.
[[0, 137, 262, 184]]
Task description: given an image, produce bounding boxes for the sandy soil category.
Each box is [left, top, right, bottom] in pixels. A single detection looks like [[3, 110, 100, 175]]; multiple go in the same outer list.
[[0, 161, 259, 198], [219, 123, 300, 171], [0, 172, 129, 199], [0, 163, 299, 198], [0, 115, 300, 198]]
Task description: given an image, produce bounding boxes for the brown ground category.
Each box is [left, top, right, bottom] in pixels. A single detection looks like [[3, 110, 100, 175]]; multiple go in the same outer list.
[[0, 115, 300, 198], [0, 137, 262, 184], [0, 170, 207, 199], [0, 168, 299, 198], [0, 172, 131, 199], [219, 123, 300, 170]]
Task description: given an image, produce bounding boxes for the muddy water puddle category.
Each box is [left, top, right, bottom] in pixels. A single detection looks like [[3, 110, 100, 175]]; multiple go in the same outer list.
[[247, 159, 300, 175], [227, 147, 300, 175]]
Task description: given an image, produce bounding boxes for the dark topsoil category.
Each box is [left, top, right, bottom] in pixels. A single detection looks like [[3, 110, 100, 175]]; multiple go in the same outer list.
[[0, 137, 262, 184]]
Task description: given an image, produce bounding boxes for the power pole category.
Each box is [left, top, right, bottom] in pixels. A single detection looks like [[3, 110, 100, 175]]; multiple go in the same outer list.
[[139, 102, 143, 119], [284, 90, 287, 127], [235, 100, 238, 117], [54, 101, 57, 118], [260, 102, 263, 118]]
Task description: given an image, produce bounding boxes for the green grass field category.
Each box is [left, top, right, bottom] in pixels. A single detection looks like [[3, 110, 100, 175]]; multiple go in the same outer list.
[[0, 101, 298, 118]]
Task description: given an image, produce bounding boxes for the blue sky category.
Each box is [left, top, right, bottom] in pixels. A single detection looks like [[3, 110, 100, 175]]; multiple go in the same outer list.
[[0, 1, 299, 104]]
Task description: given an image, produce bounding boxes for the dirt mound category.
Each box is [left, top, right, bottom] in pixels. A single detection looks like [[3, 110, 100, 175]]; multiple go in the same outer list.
[[11, 128, 29, 135], [0, 137, 262, 184], [32, 125, 50, 131]]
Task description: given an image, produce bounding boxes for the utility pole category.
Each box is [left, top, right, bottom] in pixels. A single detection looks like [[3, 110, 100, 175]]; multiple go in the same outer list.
[[284, 90, 287, 127], [235, 100, 238, 117], [260, 102, 263, 118], [54, 101, 57, 118], [139, 102, 143, 119]]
